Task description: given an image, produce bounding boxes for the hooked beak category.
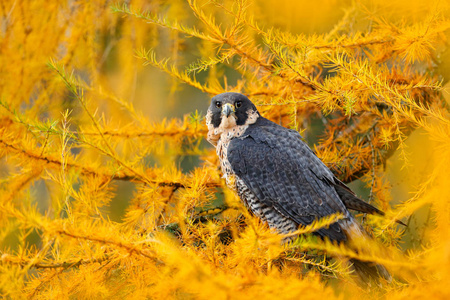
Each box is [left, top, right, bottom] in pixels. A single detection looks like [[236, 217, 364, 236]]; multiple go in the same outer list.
[[222, 103, 235, 118]]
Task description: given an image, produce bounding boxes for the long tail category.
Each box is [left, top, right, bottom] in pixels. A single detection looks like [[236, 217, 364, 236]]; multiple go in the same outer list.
[[350, 258, 391, 286], [341, 219, 392, 286]]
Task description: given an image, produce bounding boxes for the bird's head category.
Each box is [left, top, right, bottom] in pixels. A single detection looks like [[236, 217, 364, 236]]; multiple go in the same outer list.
[[206, 92, 260, 146], [207, 92, 259, 129]]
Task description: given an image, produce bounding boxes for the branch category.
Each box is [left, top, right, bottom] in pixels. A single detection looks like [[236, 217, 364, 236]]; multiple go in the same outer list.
[[1, 254, 109, 269], [56, 230, 156, 260], [0, 137, 221, 189]]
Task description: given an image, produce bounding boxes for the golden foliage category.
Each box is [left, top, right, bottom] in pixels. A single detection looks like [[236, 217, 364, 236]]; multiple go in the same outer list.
[[1, 0, 450, 298]]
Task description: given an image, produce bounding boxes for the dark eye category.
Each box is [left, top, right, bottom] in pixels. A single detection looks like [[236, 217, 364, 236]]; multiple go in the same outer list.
[[235, 101, 242, 108], [215, 101, 221, 108]]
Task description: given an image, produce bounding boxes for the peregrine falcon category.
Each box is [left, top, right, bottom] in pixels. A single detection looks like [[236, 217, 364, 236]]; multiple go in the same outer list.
[[206, 92, 390, 281]]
